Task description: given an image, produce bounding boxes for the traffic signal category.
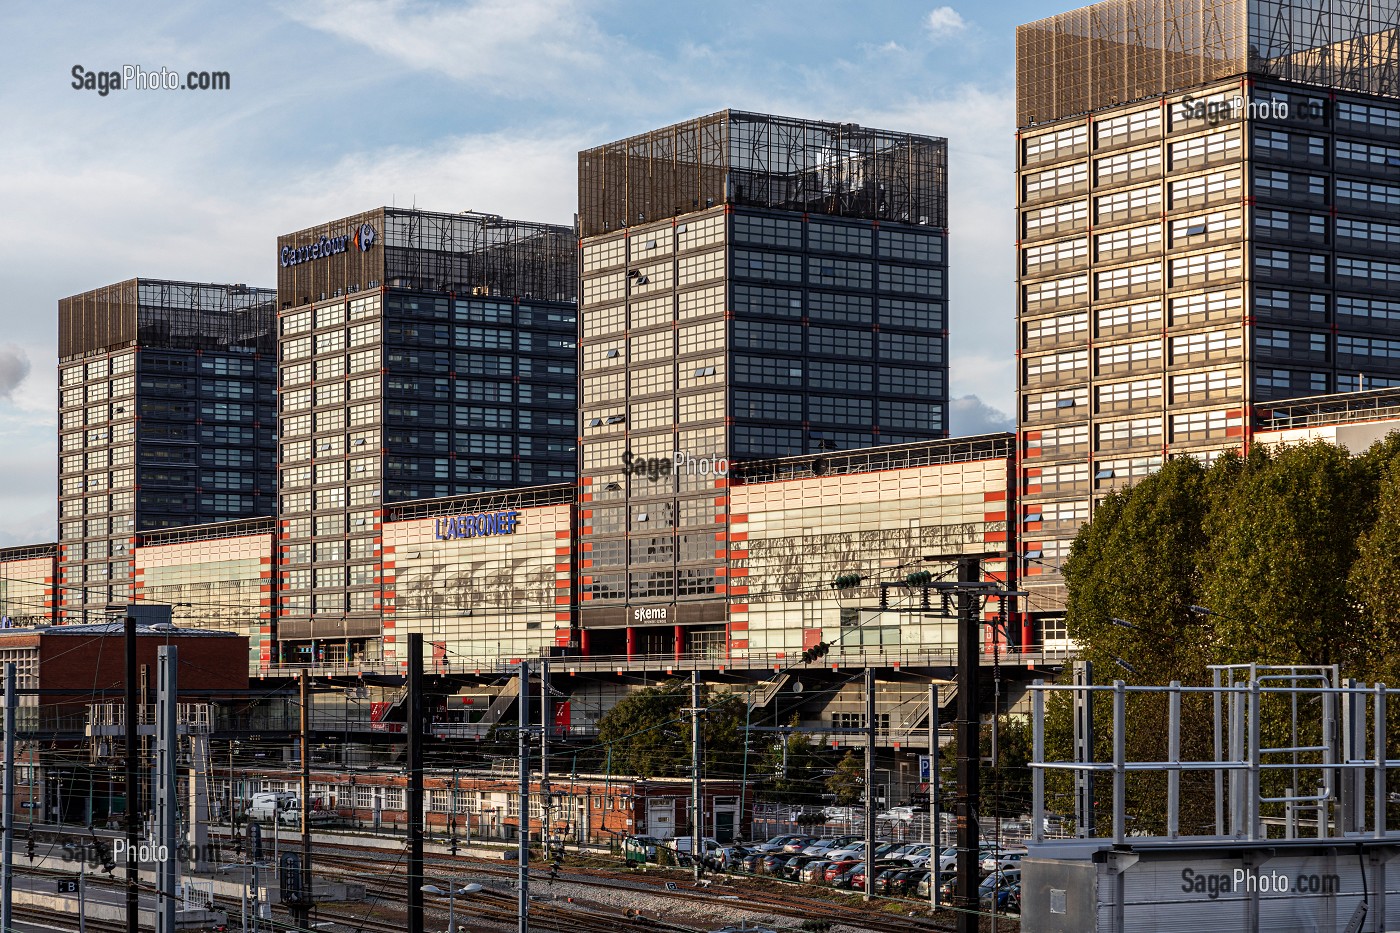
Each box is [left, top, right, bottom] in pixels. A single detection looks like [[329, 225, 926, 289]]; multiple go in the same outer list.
[[831, 573, 863, 590], [801, 641, 830, 664], [26, 831, 34, 862]]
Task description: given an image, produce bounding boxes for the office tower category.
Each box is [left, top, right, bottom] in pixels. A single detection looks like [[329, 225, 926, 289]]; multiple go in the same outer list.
[[272, 207, 577, 665], [57, 279, 276, 621], [575, 110, 948, 650], [1015, 0, 1400, 627]]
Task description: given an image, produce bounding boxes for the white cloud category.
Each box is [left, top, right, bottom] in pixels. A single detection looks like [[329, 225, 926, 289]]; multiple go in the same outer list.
[[850, 85, 1016, 414], [925, 7, 967, 42], [0, 347, 30, 401], [286, 0, 648, 102], [949, 394, 1014, 436]]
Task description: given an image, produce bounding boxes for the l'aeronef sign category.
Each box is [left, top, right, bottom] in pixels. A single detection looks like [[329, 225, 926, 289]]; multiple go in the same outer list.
[[280, 222, 377, 268], [434, 510, 521, 541]]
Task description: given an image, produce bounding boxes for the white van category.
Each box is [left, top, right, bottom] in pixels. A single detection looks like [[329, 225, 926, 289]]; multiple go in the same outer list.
[[248, 792, 295, 822]]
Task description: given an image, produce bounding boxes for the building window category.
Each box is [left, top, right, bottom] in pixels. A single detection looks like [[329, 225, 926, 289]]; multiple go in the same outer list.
[[1096, 417, 1162, 449], [1096, 377, 1162, 410]]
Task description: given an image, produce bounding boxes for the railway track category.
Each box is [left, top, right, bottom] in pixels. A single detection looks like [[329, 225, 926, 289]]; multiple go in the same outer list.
[[302, 842, 970, 933]]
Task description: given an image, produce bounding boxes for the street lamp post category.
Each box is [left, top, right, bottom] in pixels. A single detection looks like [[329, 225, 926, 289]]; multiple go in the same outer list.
[[421, 881, 481, 933]]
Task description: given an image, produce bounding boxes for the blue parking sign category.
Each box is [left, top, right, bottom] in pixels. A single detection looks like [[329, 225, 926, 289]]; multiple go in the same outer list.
[[919, 755, 931, 782]]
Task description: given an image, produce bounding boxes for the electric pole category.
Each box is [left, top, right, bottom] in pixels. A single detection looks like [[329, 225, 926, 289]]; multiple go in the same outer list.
[[864, 667, 875, 902], [540, 659, 550, 860], [155, 647, 177, 933], [124, 615, 139, 933], [518, 660, 530, 933], [929, 681, 940, 909], [955, 555, 982, 933], [407, 634, 425, 933], [691, 670, 702, 882], [2, 662, 15, 933], [295, 670, 313, 929]]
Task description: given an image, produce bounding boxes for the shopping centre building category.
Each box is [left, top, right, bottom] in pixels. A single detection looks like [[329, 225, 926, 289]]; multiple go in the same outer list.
[[14, 101, 1400, 743]]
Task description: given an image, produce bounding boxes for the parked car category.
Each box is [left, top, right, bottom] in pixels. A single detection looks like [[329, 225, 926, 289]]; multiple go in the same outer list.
[[710, 845, 750, 871], [980, 848, 1027, 873], [941, 846, 999, 873], [872, 867, 906, 895], [802, 835, 860, 857], [877, 806, 918, 822], [895, 868, 931, 897], [277, 804, 337, 827], [825, 841, 867, 861], [760, 852, 793, 874], [800, 859, 833, 884], [782, 854, 821, 880], [824, 858, 860, 883], [889, 842, 934, 865], [844, 860, 909, 892], [739, 851, 763, 874], [992, 880, 1022, 913], [779, 836, 814, 853], [751, 834, 805, 854], [978, 869, 1022, 907], [833, 862, 866, 889], [668, 836, 724, 866], [822, 806, 864, 822]]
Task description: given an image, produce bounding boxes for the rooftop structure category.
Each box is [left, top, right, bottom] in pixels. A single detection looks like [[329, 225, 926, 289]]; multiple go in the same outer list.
[[578, 109, 948, 237], [1017, 0, 1400, 128]]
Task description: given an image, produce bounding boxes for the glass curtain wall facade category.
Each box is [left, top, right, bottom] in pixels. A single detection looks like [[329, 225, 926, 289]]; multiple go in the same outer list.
[[730, 436, 1014, 661], [381, 485, 574, 668], [274, 208, 577, 662], [577, 111, 949, 654], [0, 545, 57, 627], [1015, 0, 1400, 626], [133, 518, 274, 673], [57, 279, 275, 622]]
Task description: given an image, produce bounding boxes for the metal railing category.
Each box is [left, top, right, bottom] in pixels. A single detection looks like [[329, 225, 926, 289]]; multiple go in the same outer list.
[[258, 644, 1075, 680], [1028, 664, 1400, 846]]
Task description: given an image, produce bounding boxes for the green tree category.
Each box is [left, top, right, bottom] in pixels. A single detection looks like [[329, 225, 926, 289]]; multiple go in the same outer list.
[[1202, 441, 1374, 668], [1054, 435, 1400, 835], [825, 751, 864, 806], [594, 680, 748, 779], [757, 724, 826, 805], [1063, 454, 1221, 685], [1351, 454, 1400, 683]]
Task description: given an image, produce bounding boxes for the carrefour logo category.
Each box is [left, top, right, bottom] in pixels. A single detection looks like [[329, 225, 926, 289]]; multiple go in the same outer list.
[[280, 223, 376, 268]]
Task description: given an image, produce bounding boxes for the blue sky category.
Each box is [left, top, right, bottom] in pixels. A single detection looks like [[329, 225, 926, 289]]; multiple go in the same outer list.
[[0, 0, 1061, 546]]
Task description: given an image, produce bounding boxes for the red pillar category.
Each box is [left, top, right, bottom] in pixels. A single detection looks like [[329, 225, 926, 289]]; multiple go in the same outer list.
[[674, 625, 684, 662], [579, 628, 591, 656], [625, 627, 636, 659], [1021, 612, 1034, 653]]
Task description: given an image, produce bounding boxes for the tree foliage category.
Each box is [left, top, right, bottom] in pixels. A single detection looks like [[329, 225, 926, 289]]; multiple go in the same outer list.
[[757, 724, 826, 804], [594, 679, 748, 779], [825, 751, 864, 806], [1054, 435, 1400, 833]]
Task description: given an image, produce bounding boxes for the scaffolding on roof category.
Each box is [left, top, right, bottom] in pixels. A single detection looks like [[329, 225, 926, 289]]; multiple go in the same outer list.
[[382, 209, 577, 303], [1016, 0, 1400, 128], [59, 279, 276, 360], [578, 109, 947, 238]]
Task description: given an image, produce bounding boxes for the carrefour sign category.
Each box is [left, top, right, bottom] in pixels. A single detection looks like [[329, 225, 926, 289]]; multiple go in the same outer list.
[[280, 222, 376, 268], [434, 510, 521, 541]]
